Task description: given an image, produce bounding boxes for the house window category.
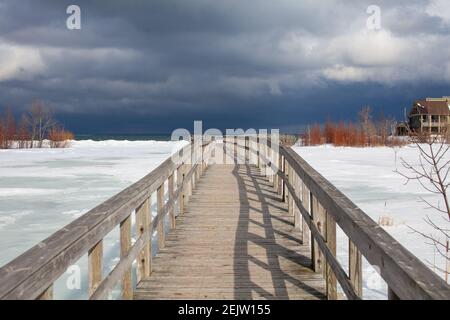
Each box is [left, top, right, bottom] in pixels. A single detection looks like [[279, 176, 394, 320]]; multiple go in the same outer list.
[[431, 115, 439, 122], [422, 115, 428, 122]]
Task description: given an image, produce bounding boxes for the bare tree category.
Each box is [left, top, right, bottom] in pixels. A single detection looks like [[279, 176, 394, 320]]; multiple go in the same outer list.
[[377, 113, 397, 146], [395, 132, 450, 282], [24, 100, 57, 148], [359, 106, 377, 146]]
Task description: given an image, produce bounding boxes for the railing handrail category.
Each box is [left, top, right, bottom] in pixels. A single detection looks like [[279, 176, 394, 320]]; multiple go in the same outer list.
[[0, 142, 202, 300]]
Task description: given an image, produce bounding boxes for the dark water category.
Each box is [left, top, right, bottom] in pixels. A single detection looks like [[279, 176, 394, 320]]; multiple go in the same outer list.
[[75, 133, 172, 141]]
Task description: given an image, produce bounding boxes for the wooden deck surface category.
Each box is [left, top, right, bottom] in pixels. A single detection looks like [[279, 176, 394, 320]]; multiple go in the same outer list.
[[134, 164, 326, 300]]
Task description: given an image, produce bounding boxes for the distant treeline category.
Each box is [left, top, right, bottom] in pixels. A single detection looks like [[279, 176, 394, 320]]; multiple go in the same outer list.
[[0, 100, 74, 149], [302, 106, 406, 147]]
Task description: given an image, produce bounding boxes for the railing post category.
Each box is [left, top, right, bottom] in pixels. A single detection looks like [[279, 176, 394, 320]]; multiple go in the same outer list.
[[136, 198, 151, 282], [293, 172, 301, 229], [168, 174, 175, 229], [277, 152, 282, 195], [178, 166, 185, 215], [88, 240, 103, 297], [182, 165, 188, 209], [349, 240, 363, 298], [266, 141, 272, 181], [237, 135, 245, 164], [281, 155, 286, 202], [120, 214, 132, 299], [262, 136, 265, 171], [283, 157, 289, 203], [191, 162, 196, 189], [157, 183, 165, 249], [190, 163, 194, 197], [311, 194, 326, 273], [273, 147, 279, 192], [326, 212, 337, 300], [256, 135, 260, 168], [245, 137, 249, 163], [287, 163, 293, 216], [301, 181, 311, 246]]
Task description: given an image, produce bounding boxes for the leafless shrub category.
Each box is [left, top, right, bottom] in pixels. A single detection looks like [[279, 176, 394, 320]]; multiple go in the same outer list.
[[395, 132, 450, 282]]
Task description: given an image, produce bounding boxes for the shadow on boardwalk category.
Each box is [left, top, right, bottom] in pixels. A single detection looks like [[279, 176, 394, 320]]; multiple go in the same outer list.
[[232, 164, 324, 299], [134, 164, 326, 300]]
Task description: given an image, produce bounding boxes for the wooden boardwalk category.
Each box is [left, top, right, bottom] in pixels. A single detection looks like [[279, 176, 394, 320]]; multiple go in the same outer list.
[[134, 164, 326, 300], [2, 139, 448, 300]]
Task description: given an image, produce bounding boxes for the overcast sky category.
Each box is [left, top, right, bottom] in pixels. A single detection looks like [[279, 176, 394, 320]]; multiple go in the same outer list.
[[0, 0, 449, 133]]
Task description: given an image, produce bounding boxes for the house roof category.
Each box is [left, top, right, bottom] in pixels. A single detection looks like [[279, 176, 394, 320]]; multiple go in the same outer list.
[[411, 99, 450, 115]]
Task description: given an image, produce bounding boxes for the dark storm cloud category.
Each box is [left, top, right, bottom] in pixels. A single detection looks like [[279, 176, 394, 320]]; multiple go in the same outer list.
[[0, 0, 449, 132]]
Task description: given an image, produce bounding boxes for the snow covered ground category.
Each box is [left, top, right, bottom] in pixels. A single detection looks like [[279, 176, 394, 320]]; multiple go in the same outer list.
[[0, 140, 187, 299], [293, 145, 449, 299]]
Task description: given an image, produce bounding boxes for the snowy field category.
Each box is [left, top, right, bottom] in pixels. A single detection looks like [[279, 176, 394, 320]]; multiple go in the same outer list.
[[0, 140, 187, 298], [293, 145, 449, 299]]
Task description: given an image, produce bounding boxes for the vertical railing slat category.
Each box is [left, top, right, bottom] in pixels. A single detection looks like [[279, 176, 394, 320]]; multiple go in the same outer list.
[[293, 172, 301, 229], [311, 194, 326, 273], [135, 198, 151, 283], [88, 240, 103, 297], [182, 164, 187, 210], [326, 212, 338, 300], [157, 184, 165, 249], [301, 182, 311, 246], [120, 214, 132, 299], [168, 174, 175, 229], [349, 240, 363, 298]]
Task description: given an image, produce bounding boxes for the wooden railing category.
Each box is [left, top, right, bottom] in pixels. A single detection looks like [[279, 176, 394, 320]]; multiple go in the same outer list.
[[0, 141, 211, 300], [251, 137, 450, 300]]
